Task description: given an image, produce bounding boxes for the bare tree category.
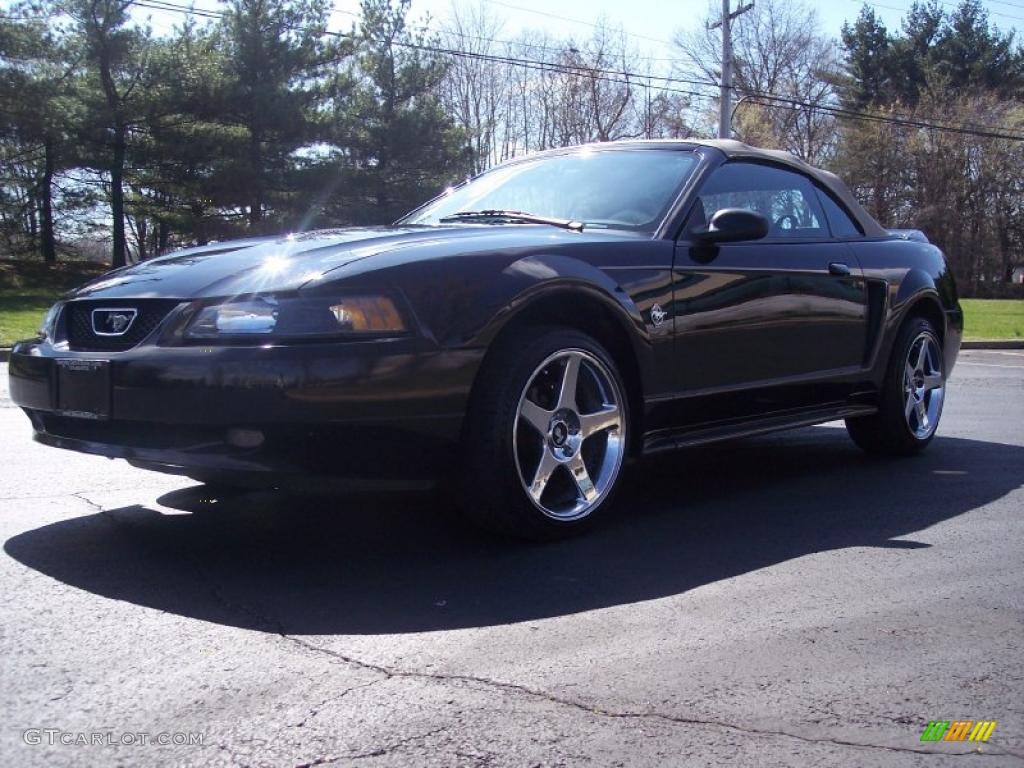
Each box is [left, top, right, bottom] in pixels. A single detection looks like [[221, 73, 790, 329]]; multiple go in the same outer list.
[[673, 0, 841, 164], [439, 2, 508, 172], [440, 4, 694, 169]]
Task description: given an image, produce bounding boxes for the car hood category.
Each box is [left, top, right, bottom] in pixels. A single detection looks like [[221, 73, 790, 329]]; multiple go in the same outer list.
[[65, 225, 634, 300]]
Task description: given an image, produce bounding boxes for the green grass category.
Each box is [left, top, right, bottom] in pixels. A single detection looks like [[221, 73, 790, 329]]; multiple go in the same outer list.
[[961, 298, 1024, 341], [0, 259, 1021, 346], [0, 260, 108, 347], [0, 296, 58, 347]]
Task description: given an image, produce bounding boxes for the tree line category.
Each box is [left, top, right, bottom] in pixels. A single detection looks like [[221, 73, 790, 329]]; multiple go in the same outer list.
[[1, 0, 470, 268], [1, 0, 1022, 295]]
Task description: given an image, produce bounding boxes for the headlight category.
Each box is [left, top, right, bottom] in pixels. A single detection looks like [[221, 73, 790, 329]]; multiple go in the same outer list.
[[183, 294, 407, 340], [39, 302, 63, 341]]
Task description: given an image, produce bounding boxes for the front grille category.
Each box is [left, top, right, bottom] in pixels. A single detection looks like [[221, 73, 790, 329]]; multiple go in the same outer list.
[[66, 299, 181, 351]]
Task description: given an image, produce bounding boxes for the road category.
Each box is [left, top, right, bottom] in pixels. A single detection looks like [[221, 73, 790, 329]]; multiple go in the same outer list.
[[1, 350, 1022, 767]]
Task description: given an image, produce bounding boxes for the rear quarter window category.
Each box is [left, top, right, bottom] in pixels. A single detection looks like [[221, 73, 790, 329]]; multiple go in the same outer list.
[[815, 188, 863, 238]]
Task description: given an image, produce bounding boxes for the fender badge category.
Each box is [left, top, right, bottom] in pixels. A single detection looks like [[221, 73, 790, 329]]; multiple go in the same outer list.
[[650, 303, 668, 327]]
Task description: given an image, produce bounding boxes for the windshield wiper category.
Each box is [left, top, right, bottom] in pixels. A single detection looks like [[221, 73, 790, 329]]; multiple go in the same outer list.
[[439, 209, 584, 231]]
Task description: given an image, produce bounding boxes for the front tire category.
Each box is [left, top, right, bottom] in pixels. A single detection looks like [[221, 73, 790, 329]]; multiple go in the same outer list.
[[846, 316, 946, 455], [459, 326, 629, 539]]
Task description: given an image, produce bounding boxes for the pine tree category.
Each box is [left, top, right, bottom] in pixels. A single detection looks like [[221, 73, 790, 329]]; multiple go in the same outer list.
[[0, 11, 79, 262], [320, 0, 470, 226], [62, 0, 151, 267], [840, 6, 894, 109], [217, 0, 340, 230], [126, 21, 241, 255]]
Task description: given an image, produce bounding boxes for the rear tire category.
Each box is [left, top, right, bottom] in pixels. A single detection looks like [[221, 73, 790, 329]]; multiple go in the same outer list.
[[458, 326, 630, 539], [845, 316, 946, 455]]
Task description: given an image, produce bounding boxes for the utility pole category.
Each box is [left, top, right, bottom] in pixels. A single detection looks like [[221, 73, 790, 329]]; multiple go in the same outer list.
[[708, 0, 754, 139]]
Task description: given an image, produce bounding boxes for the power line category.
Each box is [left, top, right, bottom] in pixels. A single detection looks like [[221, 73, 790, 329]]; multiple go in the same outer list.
[[338, 2, 690, 64], [432, 23, 685, 65], [978, 0, 1024, 12], [138, 0, 1024, 141], [130, 0, 221, 20], [132, 0, 689, 64], [738, 92, 1024, 141], [481, 0, 676, 47], [848, 0, 1024, 25], [11, 0, 1023, 144], [128, 0, 711, 90]]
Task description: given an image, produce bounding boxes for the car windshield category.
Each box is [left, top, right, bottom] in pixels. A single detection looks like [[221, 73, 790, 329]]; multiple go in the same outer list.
[[402, 148, 698, 233]]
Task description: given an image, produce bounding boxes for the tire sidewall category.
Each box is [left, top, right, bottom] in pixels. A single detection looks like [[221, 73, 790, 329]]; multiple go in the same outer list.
[[465, 326, 630, 537], [888, 319, 944, 448]]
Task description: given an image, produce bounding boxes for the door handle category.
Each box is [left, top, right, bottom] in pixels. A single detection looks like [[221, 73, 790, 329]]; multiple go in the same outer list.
[[829, 262, 851, 277]]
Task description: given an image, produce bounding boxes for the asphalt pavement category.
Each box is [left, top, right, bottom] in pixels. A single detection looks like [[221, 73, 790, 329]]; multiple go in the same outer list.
[[1, 350, 1022, 767]]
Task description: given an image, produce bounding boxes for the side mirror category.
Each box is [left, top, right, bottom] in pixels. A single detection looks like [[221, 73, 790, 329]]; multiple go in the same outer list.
[[693, 208, 769, 245]]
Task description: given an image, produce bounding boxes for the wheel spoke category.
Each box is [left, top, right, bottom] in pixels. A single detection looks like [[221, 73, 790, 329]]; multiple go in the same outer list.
[[915, 340, 929, 371], [528, 450, 559, 503], [905, 392, 917, 420], [579, 405, 620, 439], [567, 454, 598, 503], [556, 353, 582, 411], [900, 332, 944, 440], [514, 346, 627, 521], [519, 398, 552, 435]]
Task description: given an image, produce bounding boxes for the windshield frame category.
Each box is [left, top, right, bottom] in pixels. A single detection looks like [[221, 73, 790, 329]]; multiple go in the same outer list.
[[397, 144, 707, 239]]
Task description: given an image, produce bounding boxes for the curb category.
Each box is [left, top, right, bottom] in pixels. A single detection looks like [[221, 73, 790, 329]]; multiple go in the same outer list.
[[961, 340, 1024, 350]]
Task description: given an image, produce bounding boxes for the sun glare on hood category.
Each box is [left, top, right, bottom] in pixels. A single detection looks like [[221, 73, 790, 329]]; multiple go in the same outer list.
[[260, 255, 290, 275]]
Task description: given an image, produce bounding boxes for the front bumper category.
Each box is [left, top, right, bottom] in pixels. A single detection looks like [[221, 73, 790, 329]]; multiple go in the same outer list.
[[9, 337, 484, 486]]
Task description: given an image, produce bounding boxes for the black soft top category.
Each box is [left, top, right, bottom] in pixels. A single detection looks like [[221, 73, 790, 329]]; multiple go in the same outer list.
[[525, 138, 890, 239], [691, 139, 888, 238]]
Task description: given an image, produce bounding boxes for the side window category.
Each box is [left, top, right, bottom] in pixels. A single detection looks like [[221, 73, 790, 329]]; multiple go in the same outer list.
[[815, 188, 863, 238], [685, 162, 828, 240]]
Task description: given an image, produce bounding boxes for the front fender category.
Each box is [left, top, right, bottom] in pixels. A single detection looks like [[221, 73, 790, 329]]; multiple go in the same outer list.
[[478, 253, 648, 341], [468, 253, 659, 398]]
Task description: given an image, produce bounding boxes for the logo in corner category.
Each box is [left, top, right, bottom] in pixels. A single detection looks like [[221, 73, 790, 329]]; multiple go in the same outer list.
[[92, 308, 138, 337], [920, 720, 996, 742], [650, 303, 668, 327]]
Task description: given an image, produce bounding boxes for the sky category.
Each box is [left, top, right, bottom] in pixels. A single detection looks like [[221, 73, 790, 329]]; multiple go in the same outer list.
[[375, 0, 1024, 53], [3, 0, 1022, 69], [114, 0, 1024, 65]]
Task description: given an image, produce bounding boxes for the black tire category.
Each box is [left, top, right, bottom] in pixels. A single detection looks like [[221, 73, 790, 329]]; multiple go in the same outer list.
[[845, 316, 946, 455], [457, 325, 630, 539]]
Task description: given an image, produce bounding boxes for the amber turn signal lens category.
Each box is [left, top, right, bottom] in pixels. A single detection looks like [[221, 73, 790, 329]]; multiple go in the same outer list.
[[329, 296, 405, 333]]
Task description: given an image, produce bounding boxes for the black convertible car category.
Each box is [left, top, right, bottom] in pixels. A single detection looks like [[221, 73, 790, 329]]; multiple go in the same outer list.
[[9, 139, 962, 537]]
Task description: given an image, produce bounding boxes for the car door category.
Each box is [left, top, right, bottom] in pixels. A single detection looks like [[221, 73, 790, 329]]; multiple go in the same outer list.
[[671, 160, 868, 407]]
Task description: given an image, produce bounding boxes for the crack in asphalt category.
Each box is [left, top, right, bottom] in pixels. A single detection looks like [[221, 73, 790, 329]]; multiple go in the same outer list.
[[292, 727, 448, 767], [0, 485, 171, 503], [70, 491, 107, 514], [279, 636, 1024, 761], [287, 679, 385, 729], [47, 667, 75, 703], [454, 748, 499, 767], [73, 490, 1024, 764]]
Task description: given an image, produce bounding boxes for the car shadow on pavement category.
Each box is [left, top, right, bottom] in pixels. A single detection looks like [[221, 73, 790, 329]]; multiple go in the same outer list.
[[5, 426, 1023, 634]]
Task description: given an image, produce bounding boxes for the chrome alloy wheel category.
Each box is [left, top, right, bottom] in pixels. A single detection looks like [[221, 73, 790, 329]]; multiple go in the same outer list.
[[513, 349, 626, 521], [903, 332, 945, 440]]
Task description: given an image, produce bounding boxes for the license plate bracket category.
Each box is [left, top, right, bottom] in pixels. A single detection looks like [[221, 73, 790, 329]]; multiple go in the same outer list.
[[56, 359, 111, 419]]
